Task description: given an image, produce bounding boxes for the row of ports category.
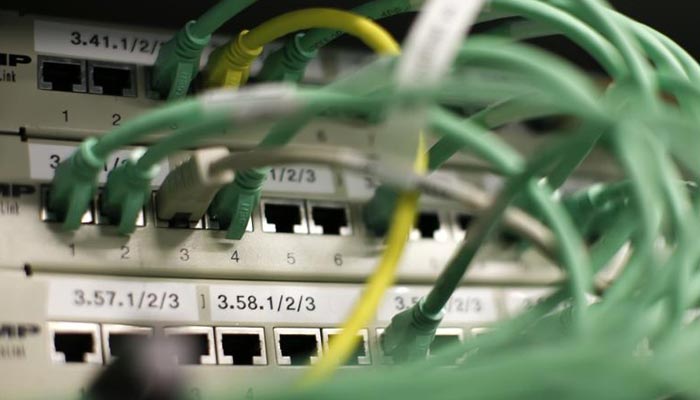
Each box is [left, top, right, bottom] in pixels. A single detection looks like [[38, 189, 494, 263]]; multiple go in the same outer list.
[[40, 186, 487, 241], [37, 55, 137, 97], [40, 187, 353, 236], [49, 322, 471, 367]]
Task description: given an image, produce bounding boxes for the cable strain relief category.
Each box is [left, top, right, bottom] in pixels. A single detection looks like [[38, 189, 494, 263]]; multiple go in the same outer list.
[[224, 190, 260, 240], [417, 298, 445, 325], [234, 167, 269, 191], [229, 30, 264, 67], [178, 21, 211, 56], [286, 33, 317, 66], [75, 138, 106, 176], [257, 33, 317, 83], [127, 162, 161, 184]]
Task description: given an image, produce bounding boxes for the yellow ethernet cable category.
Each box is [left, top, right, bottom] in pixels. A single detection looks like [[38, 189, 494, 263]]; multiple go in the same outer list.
[[301, 137, 428, 386], [203, 7, 400, 88]]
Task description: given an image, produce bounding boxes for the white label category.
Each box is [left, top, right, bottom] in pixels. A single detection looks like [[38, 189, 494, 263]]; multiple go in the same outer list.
[[343, 170, 459, 202], [396, 0, 485, 88], [209, 284, 361, 324], [379, 287, 498, 323], [48, 278, 199, 321], [34, 20, 173, 65], [29, 143, 170, 185], [343, 171, 379, 200], [503, 288, 555, 316], [263, 164, 335, 194]]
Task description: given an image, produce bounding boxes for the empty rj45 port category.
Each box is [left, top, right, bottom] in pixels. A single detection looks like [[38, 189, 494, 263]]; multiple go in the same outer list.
[[453, 212, 474, 239], [215, 327, 267, 366], [101, 324, 153, 363], [323, 328, 370, 366], [49, 322, 103, 364], [88, 61, 136, 97], [429, 328, 464, 356], [38, 56, 87, 93], [410, 211, 449, 241], [274, 328, 322, 366], [307, 203, 352, 236], [261, 200, 308, 234], [164, 327, 217, 365]]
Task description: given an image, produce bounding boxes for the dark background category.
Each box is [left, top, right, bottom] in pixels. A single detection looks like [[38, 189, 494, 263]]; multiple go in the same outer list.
[[1, 1, 696, 68]]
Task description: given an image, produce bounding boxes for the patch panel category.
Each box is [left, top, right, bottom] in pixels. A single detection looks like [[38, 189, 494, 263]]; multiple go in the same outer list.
[[45, 321, 487, 368], [0, 270, 544, 398], [0, 5, 663, 399], [46, 323, 456, 368], [38, 179, 525, 247], [0, 134, 559, 284]]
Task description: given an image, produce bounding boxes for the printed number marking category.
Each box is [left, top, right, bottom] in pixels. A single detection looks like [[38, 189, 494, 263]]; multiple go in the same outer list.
[[49, 154, 61, 169], [120, 245, 130, 260]]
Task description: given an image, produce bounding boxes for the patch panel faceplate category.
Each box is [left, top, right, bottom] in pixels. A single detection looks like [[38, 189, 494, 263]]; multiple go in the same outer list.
[[0, 270, 553, 398], [0, 134, 561, 284], [0, 10, 599, 399]]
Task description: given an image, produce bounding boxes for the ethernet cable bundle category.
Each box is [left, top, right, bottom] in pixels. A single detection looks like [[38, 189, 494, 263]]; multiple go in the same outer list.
[[48, 0, 700, 398]]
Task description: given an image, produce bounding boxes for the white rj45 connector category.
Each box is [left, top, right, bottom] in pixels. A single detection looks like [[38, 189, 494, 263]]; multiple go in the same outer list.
[[156, 147, 234, 223]]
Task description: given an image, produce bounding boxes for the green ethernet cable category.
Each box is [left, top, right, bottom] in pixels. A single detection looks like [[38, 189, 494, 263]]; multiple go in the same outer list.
[[258, 0, 625, 83], [48, 99, 204, 230], [257, 0, 421, 82], [100, 88, 391, 234], [380, 36, 609, 361], [150, 0, 258, 99], [218, 2, 620, 240], [362, 0, 700, 238], [49, 1, 700, 398], [282, 2, 700, 398]]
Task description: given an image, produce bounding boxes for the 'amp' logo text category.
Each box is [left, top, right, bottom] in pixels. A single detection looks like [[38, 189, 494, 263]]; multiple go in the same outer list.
[[0, 183, 36, 198], [0, 52, 32, 66]]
